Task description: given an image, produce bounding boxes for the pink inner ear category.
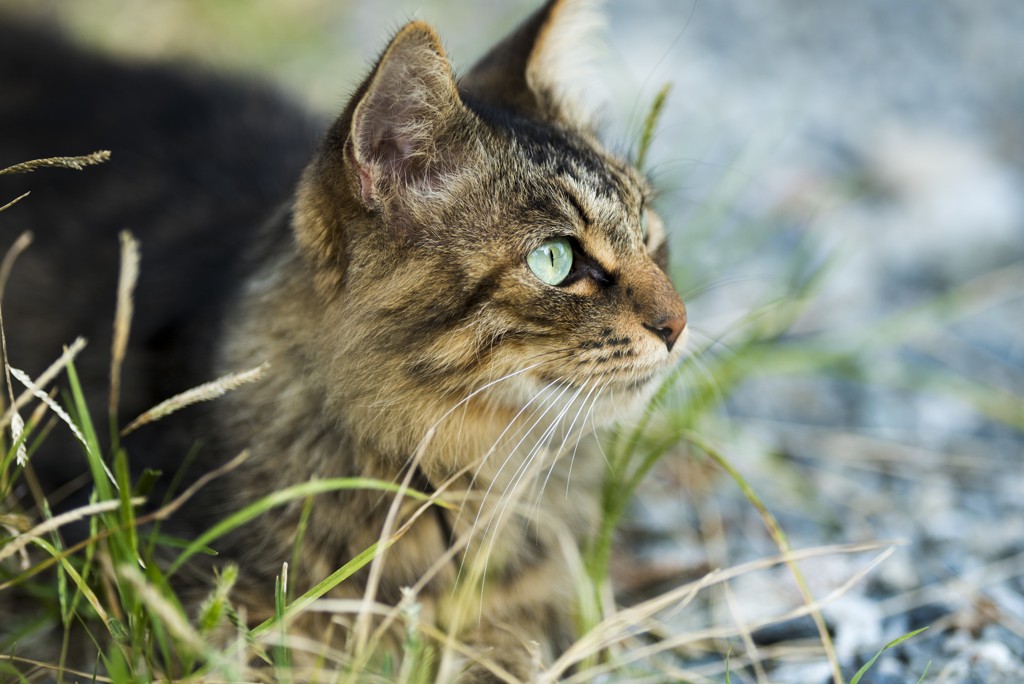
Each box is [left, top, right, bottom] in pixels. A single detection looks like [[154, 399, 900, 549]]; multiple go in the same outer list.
[[353, 103, 425, 204], [348, 25, 467, 207], [358, 166, 374, 204], [348, 139, 377, 204]]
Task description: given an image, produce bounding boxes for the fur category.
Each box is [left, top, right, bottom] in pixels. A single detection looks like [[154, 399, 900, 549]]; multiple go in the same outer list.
[[0, 1, 686, 681]]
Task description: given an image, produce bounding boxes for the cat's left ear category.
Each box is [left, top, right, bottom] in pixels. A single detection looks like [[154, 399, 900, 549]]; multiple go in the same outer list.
[[460, 0, 603, 122]]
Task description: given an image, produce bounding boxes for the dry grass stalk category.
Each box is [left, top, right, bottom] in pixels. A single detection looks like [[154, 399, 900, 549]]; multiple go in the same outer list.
[[359, 460, 478, 657], [685, 429, 844, 684], [10, 364, 120, 489], [0, 453, 249, 596], [0, 497, 142, 564], [306, 599, 397, 616], [0, 519, 31, 570], [539, 542, 900, 682], [561, 548, 898, 684], [9, 412, 27, 467], [146, 449, 250, 522], [0, 150, 111, 175], [0, 231, 33, 304], [109, 231, 140, 419], [0, 232, 33, 465], [27, 387, 56, 427], [0, 656, 114, 683], [415, 620, 523, 684], [0, 337, 87, 432], [724, 580, 769, 684], [10, 367, 87, 447], [0, 513, 29, 531], [0, 191, 30, 214], [877, 547, 1024, 618], [256, 632, 350, 665], [121, 362, 270, 436], [1, 305, 19, 461]]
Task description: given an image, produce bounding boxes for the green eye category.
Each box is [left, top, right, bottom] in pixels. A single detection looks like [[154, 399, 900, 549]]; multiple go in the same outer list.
[[527, 237, 573, 285]]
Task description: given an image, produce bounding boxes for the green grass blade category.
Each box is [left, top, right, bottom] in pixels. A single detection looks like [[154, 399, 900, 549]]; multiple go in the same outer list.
[[63, 360, 113, 503], [168, 477, 437, 574], [849, 627, 928, 684], [29, 537, 109, 629], [113, 448, 139, 563], [0, 661, 31, 684], [636, 82, 671, 170], [150, 534, 217, 555], [275, 567, 292, 677], [145, 440, 202, 561], [253, 539, 388, 638]]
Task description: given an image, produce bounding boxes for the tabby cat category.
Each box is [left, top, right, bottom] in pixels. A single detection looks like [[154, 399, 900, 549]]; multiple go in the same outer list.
[[0, 0, 685, 680]]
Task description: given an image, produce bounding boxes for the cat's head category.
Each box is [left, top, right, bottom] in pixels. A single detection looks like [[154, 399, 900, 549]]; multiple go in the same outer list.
[[292, 0, 686, 465]]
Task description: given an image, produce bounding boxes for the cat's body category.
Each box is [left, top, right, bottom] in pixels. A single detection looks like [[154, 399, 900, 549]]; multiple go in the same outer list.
[[0, 1, 685, 680]]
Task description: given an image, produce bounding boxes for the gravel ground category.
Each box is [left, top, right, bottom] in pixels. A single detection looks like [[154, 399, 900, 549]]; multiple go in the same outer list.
[[605, 1, 1024, 682]]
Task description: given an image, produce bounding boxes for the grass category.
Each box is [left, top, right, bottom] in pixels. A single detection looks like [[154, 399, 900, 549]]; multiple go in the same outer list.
[[1, 80, 1017, 684]]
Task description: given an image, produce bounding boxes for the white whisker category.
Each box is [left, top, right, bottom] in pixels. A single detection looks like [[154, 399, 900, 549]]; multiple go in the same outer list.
[[480, 378, 590, 574], [565, 380, 609, 496], [448, 375, 567, 596], [535, 374, 605, 508]]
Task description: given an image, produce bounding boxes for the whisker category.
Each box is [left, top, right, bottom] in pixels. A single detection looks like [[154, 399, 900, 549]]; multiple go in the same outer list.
[[565, 381, 609, 497], [524, 375, 600, 519], [426, 348, 577, 458], [482, 377, 591, 558], [471, 378, 578, 535], [433, 351, 570, 427], [463, 377, 580, 621], [449, 376, 570, 595], [450, 376, 564, 536], [535, 374, 605, 508]]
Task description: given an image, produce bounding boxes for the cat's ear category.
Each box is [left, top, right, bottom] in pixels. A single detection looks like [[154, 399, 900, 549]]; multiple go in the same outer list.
[[347, 21, 468, 210], [460, 0, 603, 121], [295, 22, 473, 291]]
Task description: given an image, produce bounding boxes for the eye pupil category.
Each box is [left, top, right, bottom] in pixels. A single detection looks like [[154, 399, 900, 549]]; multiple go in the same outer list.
[[527, 237, 573, 286]]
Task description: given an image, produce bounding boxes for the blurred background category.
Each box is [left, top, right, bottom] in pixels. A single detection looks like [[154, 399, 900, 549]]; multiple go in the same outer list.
[[2, 0, 1023, 681]]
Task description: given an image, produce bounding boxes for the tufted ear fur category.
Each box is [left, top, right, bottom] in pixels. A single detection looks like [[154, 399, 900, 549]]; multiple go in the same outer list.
[[293, 21, 477, 292], [349, 22, 468, 209], [459, 0, 603, 121]]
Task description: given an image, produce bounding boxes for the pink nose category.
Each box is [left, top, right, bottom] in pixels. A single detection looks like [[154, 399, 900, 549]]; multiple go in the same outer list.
[[645, 312, 687, 352]]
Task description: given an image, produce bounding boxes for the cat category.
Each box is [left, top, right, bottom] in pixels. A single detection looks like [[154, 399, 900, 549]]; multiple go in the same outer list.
[[0, 0, 686, 681]]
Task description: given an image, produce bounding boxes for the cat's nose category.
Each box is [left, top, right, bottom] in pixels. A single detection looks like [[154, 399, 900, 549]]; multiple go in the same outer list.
[[645, 312, 687, 352]]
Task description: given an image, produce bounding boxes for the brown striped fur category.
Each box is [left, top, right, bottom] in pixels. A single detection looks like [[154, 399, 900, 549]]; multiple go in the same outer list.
[[211, 2, 686, 678], [0, 1, 685, 680]]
